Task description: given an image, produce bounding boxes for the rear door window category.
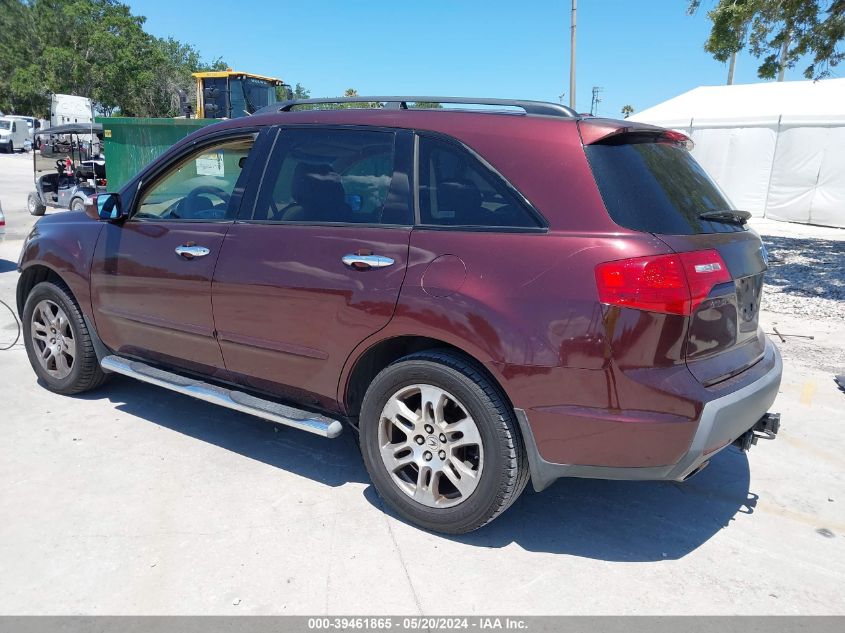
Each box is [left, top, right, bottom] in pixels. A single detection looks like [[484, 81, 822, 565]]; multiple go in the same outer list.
[[585, 141, 744, 235], [253, 127, 409, 225], [417, 136, 543, 229]]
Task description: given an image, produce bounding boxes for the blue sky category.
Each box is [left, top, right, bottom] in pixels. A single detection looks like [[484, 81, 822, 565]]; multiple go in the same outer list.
[[130, 0, 822, 118]]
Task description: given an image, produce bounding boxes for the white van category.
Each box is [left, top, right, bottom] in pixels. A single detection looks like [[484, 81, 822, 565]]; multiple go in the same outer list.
[[0, 117, 31, 153], [6, 115, 40, 140]]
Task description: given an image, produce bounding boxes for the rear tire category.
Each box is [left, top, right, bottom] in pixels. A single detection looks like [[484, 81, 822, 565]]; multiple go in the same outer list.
[[359, 350, 529, 534], [28, 192, 46, 216], [23, 281, 110, 395]]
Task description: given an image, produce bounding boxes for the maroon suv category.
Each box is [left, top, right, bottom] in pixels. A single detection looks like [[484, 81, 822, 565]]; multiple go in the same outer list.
[[17, 97, 782, 533]]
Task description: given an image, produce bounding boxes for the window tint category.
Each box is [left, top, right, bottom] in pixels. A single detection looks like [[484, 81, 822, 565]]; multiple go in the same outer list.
[[135, 137, 254, 221], [255, 128, 404, 224], [585, 141, 744, 235], [417, 136, 541, 228]]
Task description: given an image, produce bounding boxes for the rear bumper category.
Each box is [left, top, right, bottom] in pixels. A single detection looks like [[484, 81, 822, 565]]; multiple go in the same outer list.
[[517, 340, 783, 491]]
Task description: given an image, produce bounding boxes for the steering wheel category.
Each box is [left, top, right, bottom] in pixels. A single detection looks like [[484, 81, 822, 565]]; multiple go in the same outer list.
[[182, 185, 231, 217]]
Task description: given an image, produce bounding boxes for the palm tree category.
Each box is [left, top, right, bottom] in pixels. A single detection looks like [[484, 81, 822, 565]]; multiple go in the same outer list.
[[621, 104, 634, 118]]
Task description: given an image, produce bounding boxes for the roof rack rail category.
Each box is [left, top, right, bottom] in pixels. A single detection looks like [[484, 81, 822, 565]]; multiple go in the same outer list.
[[255, 96, 578, 118]]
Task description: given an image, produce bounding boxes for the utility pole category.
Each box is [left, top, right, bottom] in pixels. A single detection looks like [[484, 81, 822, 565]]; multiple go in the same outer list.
[[569, 0, 577, 111], [590, 86, 603, 116]]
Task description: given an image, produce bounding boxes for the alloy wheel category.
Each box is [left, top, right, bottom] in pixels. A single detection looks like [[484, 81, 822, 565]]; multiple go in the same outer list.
[[377, 384, 484, 508], [30, 300, 76, 379]]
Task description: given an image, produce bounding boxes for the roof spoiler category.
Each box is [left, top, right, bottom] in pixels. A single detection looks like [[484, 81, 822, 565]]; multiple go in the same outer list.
[[578, 118, 693, 149]]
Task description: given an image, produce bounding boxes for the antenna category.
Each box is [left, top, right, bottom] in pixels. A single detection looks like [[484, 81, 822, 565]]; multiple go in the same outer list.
[[590, 86, 603, 116]]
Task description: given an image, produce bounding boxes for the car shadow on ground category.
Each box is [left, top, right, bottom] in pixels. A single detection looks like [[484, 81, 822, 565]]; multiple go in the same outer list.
[[73, 376, 755, 561], [71, 375, 369, 488], [364, 445, 755, 561], [446, 448, 754, 560], [0, 258, 19, 273], [763, 235, 845, 301]]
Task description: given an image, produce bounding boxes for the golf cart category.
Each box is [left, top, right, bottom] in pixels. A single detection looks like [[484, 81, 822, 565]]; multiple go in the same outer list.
[[27, 122, 106, 216]]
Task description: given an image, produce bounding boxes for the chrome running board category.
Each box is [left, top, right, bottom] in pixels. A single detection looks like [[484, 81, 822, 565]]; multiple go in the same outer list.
[[101, 355, 343, 438]]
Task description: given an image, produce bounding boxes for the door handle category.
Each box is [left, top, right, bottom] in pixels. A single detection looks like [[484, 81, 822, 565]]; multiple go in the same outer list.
[[341, 254, 395, 269], [175, 245, 210, 259]]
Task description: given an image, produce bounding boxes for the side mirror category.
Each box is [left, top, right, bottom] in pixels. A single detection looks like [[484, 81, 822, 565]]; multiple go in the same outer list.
[[89, 193, 125, 222]]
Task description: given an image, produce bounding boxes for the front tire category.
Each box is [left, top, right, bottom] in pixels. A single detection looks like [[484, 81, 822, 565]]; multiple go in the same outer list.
[[70, 197, 84, 212], [359, 350, 529, 534], [28, 192, 46, 216], [23, 281, 110, 395]]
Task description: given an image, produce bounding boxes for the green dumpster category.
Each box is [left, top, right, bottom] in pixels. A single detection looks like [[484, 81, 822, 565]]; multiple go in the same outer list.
[[96, 117, 217, 191]]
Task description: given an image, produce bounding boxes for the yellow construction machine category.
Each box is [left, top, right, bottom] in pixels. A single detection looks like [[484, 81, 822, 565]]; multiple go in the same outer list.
[[192, 70, 289, 119]]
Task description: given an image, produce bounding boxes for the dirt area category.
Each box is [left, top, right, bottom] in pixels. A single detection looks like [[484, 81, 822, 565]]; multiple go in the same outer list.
[[751, 219, 845, 375]]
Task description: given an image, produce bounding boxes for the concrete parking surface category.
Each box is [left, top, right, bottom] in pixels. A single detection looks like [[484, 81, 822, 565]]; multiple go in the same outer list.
[[0, 150, 843, 615]]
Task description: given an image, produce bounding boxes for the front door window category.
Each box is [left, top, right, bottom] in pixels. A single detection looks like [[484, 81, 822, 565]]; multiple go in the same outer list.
[[135, 137, 254, 222]]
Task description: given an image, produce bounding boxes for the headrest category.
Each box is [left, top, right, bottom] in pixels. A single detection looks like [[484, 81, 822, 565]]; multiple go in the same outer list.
[[292, 162, 345, 210], [438, 179, 482, 217]]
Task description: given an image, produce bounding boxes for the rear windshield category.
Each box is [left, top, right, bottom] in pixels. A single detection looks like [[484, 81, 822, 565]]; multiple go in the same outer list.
[[585, 141, 745, 235]]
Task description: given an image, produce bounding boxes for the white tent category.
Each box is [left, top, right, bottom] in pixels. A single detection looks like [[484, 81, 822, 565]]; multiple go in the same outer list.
[[629, 79, 845, 228]]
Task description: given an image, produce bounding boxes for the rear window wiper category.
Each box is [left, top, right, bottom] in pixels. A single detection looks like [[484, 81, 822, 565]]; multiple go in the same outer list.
[[698, 209, 751, 225]]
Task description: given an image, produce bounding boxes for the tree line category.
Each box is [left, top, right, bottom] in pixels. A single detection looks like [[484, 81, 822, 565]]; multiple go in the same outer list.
[[0, 1, 430, 119], [0, 0, 231, 117], [689, 0, 843, 82]]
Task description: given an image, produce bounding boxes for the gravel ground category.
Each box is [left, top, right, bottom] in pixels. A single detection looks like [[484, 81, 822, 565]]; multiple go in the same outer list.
[[754, 218, 845, 322], [749, 218, 845, 375]]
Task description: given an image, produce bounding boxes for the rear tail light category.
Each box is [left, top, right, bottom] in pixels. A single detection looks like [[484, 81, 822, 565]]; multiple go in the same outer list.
[[595, 250, 730, 315]]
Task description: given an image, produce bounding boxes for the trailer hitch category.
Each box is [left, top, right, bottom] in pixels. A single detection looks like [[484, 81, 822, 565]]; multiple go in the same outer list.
[[733, 412, 781, 452]]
